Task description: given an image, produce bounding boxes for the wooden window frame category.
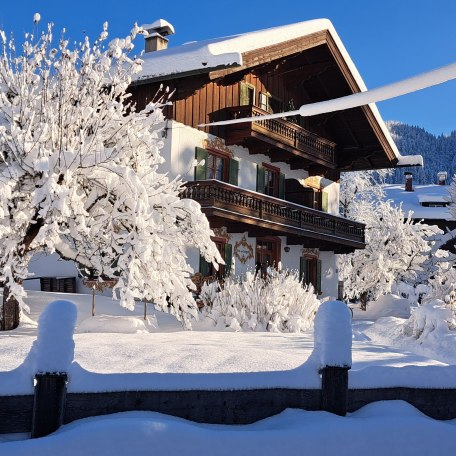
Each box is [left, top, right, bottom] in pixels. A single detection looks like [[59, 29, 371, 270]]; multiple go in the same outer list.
[[300, 256, 322, 294], [262, 163, 280, 197], [240, 82, 256, 106], [258, 92, 271, 112], [200, 236, 233, 280], [206, 148, 230, 182]]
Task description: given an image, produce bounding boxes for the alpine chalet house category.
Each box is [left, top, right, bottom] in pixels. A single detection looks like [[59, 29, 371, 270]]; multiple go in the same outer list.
[[383, 172, 456, 252], [128, 19, 420, 298]]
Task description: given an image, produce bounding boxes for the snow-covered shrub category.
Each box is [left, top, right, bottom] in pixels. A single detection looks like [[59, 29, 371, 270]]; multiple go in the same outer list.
[[403, 301, 454, 340], [423, 266, 456, 303], [201, 269, 320, 332]]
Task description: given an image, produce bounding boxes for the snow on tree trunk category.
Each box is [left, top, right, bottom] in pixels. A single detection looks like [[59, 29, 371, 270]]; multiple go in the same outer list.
[[0, 18, 222, 330], [1, 285, 20, 330]]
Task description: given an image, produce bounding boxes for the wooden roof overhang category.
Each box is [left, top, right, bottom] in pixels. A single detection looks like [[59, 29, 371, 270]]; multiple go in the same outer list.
[[208, 31, 399, 172]]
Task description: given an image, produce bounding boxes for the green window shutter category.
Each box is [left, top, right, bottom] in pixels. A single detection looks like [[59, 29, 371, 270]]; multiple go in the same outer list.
[[199, 255, 210, 276], [240, 82, 249, 105], [224, 243, 233, 277], [322, 191, 328, 212], [256, 164, 265, 193], [316, 259, 322, 294], [194, 147, 208, 180], [299, 257, 308, 284], [229, 159, 239, 186], [279, 173, 285, 199]]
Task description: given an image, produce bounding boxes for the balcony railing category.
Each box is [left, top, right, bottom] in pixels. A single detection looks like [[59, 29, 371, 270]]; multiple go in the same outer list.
[[181, 180, 365, 247], [224, 106, 336, 166]]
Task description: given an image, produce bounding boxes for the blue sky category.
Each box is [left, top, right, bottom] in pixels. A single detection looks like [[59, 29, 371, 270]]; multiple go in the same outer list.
[[1, 0, 455, 135]]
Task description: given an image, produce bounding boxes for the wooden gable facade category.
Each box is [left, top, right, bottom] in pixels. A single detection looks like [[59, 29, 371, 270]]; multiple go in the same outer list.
[[131, 29, 398, 175], [128, 28, 377, 258]]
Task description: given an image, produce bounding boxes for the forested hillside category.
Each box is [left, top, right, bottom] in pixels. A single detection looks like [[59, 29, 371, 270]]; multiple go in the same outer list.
[[386, 121, 456, 184]]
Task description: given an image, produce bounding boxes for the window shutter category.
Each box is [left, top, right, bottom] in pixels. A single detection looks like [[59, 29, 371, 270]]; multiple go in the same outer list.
[[194, 147, 208, 180], [256, 164, 265, 193], [322, 191, 328, 212], [229, 159, 239, 186], [299, 257, 308, 284], [240, 83, 249, 106], [199, 255, 210, 276], [224, 243, 233, 277], [279, 173, 285, 199], [316, 259, 322, 294]]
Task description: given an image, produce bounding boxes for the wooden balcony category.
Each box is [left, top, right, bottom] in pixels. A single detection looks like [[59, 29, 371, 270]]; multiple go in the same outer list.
[[222, 106, 337, 170], [181, 180, 365, 253]]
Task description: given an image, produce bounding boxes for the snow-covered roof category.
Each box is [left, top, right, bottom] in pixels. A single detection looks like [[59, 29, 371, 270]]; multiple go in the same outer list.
[[137, 19, 335, 82], [135, 19, 421, 168], [383, 184, 452, 220]]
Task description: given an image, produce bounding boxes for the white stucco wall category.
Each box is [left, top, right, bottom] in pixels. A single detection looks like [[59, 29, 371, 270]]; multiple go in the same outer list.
[[165, 121, 311, 189], [25, 253, 83, 292], [319, 250, 339, 298]]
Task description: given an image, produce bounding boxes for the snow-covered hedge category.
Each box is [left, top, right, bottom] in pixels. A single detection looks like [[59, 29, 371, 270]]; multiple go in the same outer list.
[[200, 269, 320, 332], [403, 300, 455, 341]]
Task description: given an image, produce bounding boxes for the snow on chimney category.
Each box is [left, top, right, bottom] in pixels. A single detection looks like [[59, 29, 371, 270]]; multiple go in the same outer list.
[[437, 171, 447, 185], [404, 172, 413, 192], [142, 19, 175, 53]]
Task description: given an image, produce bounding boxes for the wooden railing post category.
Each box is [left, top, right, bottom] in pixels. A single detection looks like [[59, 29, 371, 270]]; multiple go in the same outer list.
[[32, 373, 68, 438], [321, 366, 350, 416]]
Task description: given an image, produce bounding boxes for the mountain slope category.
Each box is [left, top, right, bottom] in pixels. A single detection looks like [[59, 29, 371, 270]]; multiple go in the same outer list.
[[386, 121, 456, 184]]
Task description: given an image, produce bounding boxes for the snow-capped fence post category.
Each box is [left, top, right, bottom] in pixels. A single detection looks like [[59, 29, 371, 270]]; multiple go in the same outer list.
[[312, 300, 352, 416], [32, 373, 68, 438], [31, 300, 77, 438]]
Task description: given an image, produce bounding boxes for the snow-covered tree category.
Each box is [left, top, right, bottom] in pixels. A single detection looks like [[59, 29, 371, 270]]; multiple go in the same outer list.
[[339, 169, 389, 219], [339, 172, 438, 309], [0, 19, 222, 330], [447, 174, 456, 222]]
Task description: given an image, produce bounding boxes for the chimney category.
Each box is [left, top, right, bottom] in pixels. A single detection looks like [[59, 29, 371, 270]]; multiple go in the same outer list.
[[404, 172, 413, 192], [437, 171, 447, 185], [142, 19, 175, 53]]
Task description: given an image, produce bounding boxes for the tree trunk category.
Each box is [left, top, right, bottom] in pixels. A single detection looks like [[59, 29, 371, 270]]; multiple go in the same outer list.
[[1, 285, 20, 331], [360, 291, 368, 311]]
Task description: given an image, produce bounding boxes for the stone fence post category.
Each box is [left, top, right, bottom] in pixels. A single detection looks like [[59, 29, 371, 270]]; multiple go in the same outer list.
[[312, 300, 352, 416], [30, 300, 77, 438]]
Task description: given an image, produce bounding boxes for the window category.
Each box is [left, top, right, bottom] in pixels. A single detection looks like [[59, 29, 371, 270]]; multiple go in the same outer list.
[[206, 153, 226, 181], [300, 257, 322, 294], [264, 167, 277, 196], [199, 238, 233, 279], [256, 163, 285, 198], [195, 147, 239, 185], [259, 92, 283, 114], [302, 188, 328, 212], [259, 92, 270, 112], [240, 82, 255, 106], [256, 237, 281, 275]]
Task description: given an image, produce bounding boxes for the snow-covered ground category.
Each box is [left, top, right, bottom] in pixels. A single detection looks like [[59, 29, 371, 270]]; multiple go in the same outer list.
[[1, 402, 456, 456], [1, 291, 456, 454]]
